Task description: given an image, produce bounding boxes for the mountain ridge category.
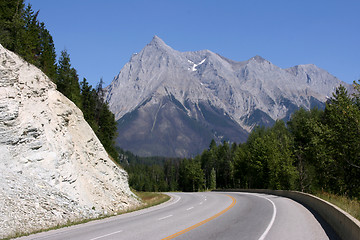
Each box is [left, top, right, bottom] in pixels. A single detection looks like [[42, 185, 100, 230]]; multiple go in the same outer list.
[[106, 36, 349, 157]]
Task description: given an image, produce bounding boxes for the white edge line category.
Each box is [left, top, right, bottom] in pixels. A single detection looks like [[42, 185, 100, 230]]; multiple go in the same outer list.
[[172, 195, 181, 204], [89, 230, 123, 240], [166, 193, 181, 206], [114, 193, 181, 219], [158, 214, 173, 221], [186, 207, 194, 211], [257, 195, 277, 240]]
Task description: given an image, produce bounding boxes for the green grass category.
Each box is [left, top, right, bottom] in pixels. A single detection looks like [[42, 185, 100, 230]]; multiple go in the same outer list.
[[315, 191, 360, 221], [2, 191, 170, 240]]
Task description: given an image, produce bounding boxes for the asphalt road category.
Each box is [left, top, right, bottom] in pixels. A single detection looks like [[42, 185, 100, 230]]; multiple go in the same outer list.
[[18, 192, 340, 240]]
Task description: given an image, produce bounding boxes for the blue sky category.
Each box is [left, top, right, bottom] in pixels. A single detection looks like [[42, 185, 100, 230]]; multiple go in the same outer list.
[[27, 0, 360, 87]]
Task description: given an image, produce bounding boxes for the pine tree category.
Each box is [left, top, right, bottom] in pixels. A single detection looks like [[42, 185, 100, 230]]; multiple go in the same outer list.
[[245, 126, 269, 188], [0, 0, 25, 50], [56, 49, 71, 94], [180, 157, 204, 192], [56, 49, 82, 108], [96, 78, 105, 103], [288, 107, 322, 192], [83, 78, 119, 161], [233, 143, 250, 188], [324, 85, 360, 196], [209, 168, 216, 190], [0, 2, 57, 81], [80, 78, 97, 128], [267, 120, 296, 190], [38, 22, 56, 80], [97, 102, 118, 159]]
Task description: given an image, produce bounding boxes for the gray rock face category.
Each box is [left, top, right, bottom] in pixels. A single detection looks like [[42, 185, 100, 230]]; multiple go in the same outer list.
[[106, 36, 349, 157], [0, 45, 139, 239]]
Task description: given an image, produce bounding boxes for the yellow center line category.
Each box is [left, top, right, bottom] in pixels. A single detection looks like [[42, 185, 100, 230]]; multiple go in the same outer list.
[[161, 194, 237, 240]]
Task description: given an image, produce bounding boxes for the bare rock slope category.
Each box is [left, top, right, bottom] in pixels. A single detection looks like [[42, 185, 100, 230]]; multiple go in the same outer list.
[[0, 45, 139, 239]]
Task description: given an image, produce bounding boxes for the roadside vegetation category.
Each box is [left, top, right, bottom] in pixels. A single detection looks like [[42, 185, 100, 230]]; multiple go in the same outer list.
[[133, 191, 171, 209], [315, 191, 360, 221]]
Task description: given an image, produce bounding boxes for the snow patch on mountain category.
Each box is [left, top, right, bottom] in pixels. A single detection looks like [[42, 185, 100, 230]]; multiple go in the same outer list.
[[188, 58, 207, 71]]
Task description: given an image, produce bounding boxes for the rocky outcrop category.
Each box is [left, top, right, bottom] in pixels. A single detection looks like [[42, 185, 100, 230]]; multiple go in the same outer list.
[[0, 44, 139, 239]]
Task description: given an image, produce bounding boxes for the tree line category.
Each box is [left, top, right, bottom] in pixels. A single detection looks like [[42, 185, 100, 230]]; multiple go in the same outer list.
[[0, 1, 118, 160], [122, 83, 360, 198]]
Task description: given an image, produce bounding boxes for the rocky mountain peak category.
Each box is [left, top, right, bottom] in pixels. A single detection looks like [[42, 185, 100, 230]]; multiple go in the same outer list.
[[146, 35, 174, 53], [250, 55, 267, 63], [151, 35, 166, 44]]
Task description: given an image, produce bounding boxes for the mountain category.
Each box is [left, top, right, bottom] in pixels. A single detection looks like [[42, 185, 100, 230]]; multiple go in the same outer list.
[[0, 45, 139, 238], [105, 36, 348, 158]]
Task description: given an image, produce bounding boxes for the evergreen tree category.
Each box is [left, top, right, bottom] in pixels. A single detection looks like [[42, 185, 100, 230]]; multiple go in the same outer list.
[[233, 143, 250, 188], [267, 120, 296, 190], [216, 141, 234, 188], [19, 4, 40, 65], [96, 78, 105, 103], [288, 107, 322, 192], [209, 167, 216, 190], [38, 22, 56, 80], [0, 2, 57, 80], [353, 80, 360, 109], [200, 141, 217, 190], [323, 85, 360, 196], [56, 49, 82, 108], [164, 159, 179, 191], [97, 102, 118, 159], [0, 0, 25, 51], [80, 78, 97, 129], [179, 157, 205, 192], [246, 126, 270, 188]]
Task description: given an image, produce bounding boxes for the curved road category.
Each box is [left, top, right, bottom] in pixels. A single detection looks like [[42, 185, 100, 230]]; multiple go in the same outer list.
[[18, 192, 339, 240]]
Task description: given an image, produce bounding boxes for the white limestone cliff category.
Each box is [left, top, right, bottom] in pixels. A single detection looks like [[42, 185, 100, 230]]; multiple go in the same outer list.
[[0, 44, 139, 238]]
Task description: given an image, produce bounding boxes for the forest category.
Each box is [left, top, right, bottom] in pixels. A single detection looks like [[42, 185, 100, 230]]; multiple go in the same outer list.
[[122, 83, 360, 199], [0, 0, 119, 160]]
